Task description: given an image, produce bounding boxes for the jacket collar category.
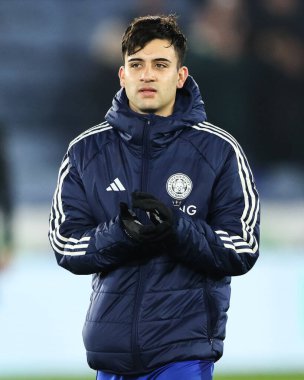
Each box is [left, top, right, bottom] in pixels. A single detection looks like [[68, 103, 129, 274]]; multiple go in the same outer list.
[[105, 76, 207, 146]]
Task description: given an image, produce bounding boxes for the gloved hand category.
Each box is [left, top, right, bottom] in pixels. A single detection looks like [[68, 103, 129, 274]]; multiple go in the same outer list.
[[132, 191, 173, 226], [119, 192, 176, 243], [119, 202, 150, 242]]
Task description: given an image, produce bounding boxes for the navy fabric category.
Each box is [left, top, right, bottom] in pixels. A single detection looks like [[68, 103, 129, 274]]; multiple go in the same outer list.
[[49, 76, 260, 375], [96, 360, 214, 380]]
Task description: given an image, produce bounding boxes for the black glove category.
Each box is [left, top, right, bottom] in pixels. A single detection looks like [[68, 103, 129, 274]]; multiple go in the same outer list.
[[119, 202, 153, 242], [131, 191, 176, 243], [132, 191, 173, 225], [119, 193, 175, 243]]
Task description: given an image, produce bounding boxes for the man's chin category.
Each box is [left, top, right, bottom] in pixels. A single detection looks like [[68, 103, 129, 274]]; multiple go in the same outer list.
[[140, 108, 158, 114]]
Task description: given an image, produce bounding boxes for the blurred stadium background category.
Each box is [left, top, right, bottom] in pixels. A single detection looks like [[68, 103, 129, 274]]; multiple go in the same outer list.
[[0, 0, 304, 379]]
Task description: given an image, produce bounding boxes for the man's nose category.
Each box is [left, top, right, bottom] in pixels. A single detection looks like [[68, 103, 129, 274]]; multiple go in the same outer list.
[[140, 66, 155, 81]]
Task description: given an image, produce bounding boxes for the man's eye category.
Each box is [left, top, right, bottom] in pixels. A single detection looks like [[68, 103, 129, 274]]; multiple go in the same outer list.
[[130, 63, 141, 68], [156, 63, 167, 69]]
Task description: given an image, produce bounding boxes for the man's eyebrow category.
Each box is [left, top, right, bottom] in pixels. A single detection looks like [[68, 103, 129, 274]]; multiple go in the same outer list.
[[127, 57, 172, 63]]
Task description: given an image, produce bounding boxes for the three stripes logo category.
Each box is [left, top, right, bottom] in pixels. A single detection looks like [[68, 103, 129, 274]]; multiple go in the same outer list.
[[106, 178, 126, 191]]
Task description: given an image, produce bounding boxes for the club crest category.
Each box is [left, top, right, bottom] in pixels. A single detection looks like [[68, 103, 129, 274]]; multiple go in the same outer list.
[[166, 173, 193, 201]]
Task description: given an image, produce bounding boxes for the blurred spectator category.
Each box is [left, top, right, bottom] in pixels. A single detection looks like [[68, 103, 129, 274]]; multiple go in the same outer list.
[[0, 123, 13, 270], [89, 17, 129, 109], [51, 16, 130, 152], [186, 0, 255, 160], [189, 0, 248, 60], [246, 0, 304, 169]]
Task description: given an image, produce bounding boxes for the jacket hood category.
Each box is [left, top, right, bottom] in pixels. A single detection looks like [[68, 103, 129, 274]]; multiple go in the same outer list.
[[105, 76, 207, 146]]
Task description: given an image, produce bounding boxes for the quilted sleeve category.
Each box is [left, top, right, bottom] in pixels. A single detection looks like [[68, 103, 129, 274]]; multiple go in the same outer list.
[[173, 138, 260, 277], [48, 149, 137, 275]]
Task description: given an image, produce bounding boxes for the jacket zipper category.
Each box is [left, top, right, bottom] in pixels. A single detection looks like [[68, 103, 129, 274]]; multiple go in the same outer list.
[[141, 118, 151, 190], [131, 118, 151, 370]]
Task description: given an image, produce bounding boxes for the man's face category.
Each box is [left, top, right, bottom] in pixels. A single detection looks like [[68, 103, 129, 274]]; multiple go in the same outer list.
[[119, 39, 188, 117]]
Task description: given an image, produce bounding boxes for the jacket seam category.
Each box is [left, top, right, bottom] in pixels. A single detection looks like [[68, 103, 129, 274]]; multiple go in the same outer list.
[[81, 140, 113, 176], [177, 134, 218, 176]]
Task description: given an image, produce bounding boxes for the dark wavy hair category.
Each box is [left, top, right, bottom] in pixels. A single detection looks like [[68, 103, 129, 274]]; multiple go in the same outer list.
[[121, 14, 187, 67]]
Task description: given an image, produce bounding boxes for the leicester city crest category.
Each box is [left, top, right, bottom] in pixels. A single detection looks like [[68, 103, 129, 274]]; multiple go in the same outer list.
[[166, 173, 193, 206]]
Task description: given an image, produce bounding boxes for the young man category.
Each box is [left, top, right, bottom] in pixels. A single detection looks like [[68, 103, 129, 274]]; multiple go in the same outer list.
[[49, 15, 260, 380]]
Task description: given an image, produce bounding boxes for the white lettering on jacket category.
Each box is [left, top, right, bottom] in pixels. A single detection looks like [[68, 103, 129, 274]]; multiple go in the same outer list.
[[179, 205, 197, 216]]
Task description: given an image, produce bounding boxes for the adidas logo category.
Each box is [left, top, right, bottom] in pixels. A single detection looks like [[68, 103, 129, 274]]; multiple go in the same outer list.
[[106, 178, 126, 191]]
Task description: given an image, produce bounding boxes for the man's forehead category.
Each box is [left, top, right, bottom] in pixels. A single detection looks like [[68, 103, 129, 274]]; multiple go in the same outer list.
[[126, 39, 176, 60]]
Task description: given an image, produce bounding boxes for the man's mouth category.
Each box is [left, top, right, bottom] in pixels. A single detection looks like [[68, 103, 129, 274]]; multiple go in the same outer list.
[[139, 88, 157, 96]]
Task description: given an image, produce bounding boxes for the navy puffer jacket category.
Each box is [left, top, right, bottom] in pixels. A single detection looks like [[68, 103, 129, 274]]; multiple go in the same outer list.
[[49, 76, 260, 375]]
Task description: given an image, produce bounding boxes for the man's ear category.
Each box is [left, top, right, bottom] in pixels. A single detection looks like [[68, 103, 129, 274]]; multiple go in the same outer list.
[[118, 66, 125, 87], [177, 66, 189, 89]]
